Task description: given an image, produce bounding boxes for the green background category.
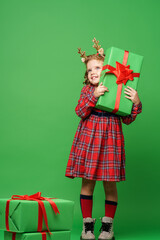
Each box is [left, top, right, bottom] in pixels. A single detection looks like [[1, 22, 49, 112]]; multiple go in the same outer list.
[[0, 0, 159, 239]]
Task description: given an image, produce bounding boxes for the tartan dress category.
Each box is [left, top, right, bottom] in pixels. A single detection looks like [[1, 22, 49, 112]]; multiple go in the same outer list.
[[65, 84, 142, 181]]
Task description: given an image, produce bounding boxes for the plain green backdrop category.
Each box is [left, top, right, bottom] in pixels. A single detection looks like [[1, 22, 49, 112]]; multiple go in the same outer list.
[[0, 0, 160, 239]]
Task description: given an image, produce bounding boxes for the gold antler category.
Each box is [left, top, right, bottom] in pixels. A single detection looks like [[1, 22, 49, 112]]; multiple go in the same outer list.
[[78, 48, 87, 62], [78, 48, 87, 58], [92, 37, 101, 51]]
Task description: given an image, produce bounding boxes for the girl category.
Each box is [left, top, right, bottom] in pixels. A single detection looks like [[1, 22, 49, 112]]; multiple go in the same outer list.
[[65, 38, 142, 240]]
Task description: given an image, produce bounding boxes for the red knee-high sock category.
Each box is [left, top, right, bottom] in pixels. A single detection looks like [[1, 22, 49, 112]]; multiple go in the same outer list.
[[80, 194, 93, 218], [105, 200, 118, 219]]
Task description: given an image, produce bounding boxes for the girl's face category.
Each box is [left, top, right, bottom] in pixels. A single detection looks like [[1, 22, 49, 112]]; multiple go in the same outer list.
[[87, 59, 103, 86]]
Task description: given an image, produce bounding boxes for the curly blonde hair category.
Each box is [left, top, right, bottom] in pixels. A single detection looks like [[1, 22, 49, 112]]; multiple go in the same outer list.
[[83, 54, 105, 85]]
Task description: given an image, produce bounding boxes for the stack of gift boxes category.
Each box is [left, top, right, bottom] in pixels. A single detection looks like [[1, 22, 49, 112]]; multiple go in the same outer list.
[[0, 193, 74, 240]]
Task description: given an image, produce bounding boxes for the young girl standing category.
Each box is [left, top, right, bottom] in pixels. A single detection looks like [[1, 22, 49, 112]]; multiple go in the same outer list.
[[65, 38, 142, 240]]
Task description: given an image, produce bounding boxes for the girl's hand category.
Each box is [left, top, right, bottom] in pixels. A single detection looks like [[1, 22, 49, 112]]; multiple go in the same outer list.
[[94, 82, 109, 98], [124, 86, 140, 105]]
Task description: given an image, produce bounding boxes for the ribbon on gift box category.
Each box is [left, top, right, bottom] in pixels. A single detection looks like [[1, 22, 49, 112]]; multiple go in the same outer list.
[[102, 50, 140, 113], [12, 233, 16, 240], [5, 192, 60, 234], [41, 232, 47, 240], [12, 232, 47, 240]]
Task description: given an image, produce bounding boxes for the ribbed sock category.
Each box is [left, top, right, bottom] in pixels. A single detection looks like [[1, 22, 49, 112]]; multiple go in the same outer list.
[[80, 194, 93, 218], [105, 200, 118, 219]]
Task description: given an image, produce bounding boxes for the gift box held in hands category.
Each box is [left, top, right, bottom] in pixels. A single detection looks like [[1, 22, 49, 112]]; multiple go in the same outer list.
[[0, 192, 74, 233], [95, 47, 143, 116]]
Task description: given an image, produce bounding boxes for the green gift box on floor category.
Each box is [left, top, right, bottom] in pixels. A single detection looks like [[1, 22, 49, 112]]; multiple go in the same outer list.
[[4, 231, 71, 240], [0, 194, 74, 233], [95, 47, 144, 116]]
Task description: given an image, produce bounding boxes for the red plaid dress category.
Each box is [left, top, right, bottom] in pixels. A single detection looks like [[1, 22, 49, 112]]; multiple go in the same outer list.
[[65, 84, 142, 181]]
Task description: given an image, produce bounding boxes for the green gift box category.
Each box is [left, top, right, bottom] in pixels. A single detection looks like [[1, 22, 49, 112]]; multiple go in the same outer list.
[[0, 195, 74, 233], [95, 47, 144, 116], [4, 231, 71, 240]]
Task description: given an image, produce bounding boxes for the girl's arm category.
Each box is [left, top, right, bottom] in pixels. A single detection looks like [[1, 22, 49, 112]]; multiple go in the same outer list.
[[121, 86, 142, 125], [121, 101, 142, 125], [75, 85, 98, 119]]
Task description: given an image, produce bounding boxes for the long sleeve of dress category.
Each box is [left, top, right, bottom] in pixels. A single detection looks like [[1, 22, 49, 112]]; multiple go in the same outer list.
[[75, 85, 98, 119], [121, 101, 142, 125]]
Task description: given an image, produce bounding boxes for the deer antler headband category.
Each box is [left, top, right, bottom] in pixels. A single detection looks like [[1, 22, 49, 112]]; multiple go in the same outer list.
[[78, 37, 105, 63]]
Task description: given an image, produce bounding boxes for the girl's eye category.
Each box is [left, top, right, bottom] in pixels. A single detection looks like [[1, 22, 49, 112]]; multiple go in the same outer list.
[[88, 69, 91, 72], [96, 67, 100, 69]]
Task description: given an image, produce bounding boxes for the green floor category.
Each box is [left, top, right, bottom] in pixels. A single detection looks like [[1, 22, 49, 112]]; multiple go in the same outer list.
[[71, 231, 160, 240], [1, 230, 160, 240], [71, 219, 160, 240]]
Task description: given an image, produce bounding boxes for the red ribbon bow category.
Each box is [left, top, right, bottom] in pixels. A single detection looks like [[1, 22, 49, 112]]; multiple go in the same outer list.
[[6, 192, 60, 235], [102, 61, 140, 85]]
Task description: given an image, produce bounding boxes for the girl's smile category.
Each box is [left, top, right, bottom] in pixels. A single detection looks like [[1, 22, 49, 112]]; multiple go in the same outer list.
[[87, 59, 103, 86]]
